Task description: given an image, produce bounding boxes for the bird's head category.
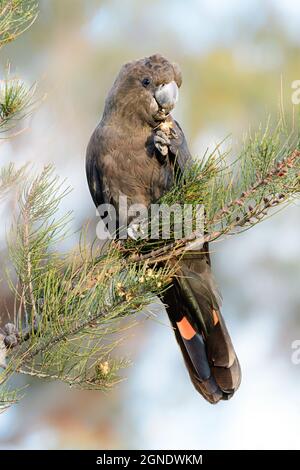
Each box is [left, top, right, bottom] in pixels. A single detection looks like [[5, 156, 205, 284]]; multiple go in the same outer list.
[[103, 54, 182, 127]]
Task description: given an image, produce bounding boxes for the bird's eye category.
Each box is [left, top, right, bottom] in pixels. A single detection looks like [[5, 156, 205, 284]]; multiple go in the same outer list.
[[142, 77, 151, 87]]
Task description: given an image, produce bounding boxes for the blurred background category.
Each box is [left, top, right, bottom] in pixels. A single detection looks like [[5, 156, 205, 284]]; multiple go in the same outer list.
[[1, 0, 300, 450]]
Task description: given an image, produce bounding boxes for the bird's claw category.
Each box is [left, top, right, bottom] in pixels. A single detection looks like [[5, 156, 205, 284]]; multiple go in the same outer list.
[[156, 143, 168, 156], [154, 130, 170, 157], [127, 223, 139, 240], [127, 222, 147, 240]]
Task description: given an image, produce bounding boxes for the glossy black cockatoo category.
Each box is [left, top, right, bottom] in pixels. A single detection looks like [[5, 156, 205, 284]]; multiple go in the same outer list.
[[86, 54, 241, 403]]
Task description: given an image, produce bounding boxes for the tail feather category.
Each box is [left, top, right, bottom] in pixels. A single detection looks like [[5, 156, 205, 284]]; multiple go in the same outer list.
[[212, 357, 241, 393], [206, 317, 236, 367], [161, 249, 241, 404]]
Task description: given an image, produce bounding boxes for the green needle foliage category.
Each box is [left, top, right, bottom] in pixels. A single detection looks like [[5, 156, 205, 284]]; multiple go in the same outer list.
[[0, 0, 38, 47], [0, 165, 171, 411], [0, 72, 39, 134], [0, 1, 39, 135], [174, 123, 300, 237], [0, 162, 27, 198]]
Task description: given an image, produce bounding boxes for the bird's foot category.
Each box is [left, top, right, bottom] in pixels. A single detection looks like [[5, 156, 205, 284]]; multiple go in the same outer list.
[[127, 221, 147, 240], [127, 223, 141, 240], [154, 130, 170, 157]]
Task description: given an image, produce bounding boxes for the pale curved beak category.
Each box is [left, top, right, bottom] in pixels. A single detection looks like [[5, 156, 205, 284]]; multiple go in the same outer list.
[[154, 80, 178, 111]]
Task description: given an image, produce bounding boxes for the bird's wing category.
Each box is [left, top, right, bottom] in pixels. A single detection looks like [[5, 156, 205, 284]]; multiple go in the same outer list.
[[169, 119, 193, 173], [86, 136, 106, 209]]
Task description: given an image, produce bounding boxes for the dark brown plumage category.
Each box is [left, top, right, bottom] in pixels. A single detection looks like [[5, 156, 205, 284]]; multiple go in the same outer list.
[[86, 54, 241, 403]]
